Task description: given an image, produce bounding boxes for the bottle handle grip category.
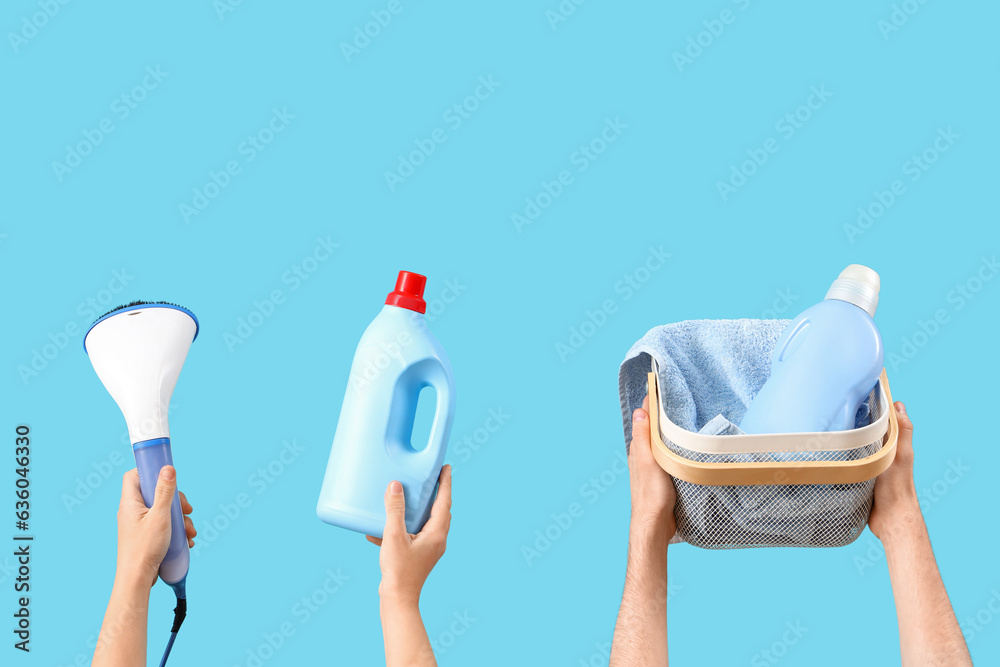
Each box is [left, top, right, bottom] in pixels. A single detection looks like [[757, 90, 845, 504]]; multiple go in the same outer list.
[[386, 365, 454, 470], [420, 371, 454, 463]]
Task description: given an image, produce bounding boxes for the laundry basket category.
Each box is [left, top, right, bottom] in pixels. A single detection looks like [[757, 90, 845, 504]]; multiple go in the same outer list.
[[646, 366, 899, 549]]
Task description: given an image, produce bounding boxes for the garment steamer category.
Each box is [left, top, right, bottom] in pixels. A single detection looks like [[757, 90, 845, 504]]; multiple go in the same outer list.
[[84, 301, 198, 667]]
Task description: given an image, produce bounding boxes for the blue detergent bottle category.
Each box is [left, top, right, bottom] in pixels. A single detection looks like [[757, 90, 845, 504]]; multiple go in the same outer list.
[[317, 271, 456, 537], [741, 265, 884, 434]]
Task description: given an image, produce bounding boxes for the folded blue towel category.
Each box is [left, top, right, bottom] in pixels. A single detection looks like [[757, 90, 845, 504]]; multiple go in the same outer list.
[[618, 319, 788, 447], [700, 413, 746, 436]]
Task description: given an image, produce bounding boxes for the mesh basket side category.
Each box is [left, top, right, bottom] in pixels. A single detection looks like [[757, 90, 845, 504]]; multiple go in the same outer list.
[[670, 384, 884, 549]]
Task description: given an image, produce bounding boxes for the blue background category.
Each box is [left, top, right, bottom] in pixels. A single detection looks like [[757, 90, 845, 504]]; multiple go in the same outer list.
[[3, 1, 998, 665]]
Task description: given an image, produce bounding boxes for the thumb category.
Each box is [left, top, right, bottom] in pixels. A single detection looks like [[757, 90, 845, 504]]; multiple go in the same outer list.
[[893, 402, 915, 462], [629, 407, 651, 465], [151, 466, 177, 519], [894, 402, 913, 436], [383, 480, 407, 539]]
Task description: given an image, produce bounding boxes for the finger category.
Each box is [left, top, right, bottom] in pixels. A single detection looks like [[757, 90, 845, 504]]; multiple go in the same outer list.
[[120, 469, 145, 509], [179, 491, 193, 516], [642, 394, 650, 413], [184, 515, 196, 540], [383, 481, 408, 539], [895, 402, 913, 438], [893, 402, 914, 461], [366, 535, 383, 547], [150, 466, 177, 519], [424, 465, 453, 536], [629, 405, 651, 465]]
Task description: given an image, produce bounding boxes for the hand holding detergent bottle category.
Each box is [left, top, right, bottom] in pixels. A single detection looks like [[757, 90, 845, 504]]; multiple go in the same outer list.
[[317, 271, 456, 538], [741, 265, 884, 435]]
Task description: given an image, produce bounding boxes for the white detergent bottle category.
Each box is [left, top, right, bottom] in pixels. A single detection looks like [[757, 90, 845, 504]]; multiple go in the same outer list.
[[317, 271, 456, 538], [741, 265, 884, 435]]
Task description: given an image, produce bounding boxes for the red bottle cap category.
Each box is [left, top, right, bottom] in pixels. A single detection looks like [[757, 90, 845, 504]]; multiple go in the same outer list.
[[385, 270, 427, 313]]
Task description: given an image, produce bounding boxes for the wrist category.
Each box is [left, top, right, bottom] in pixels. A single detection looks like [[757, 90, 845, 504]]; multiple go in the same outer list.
[[630, 505, 672, 537], [379, 581, 422, 612], [629, 517, 671, 555], [877, 500, 927, 548], [114, 562, 154, 596], [111, 572, 152, 612]]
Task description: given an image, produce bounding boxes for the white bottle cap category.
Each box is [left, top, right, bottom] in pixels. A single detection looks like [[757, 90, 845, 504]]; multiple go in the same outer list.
[[825, 264, 880, 317]]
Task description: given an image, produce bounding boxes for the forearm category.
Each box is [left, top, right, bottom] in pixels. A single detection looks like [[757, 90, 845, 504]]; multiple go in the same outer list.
[[92, 573, 150, 667], [610, 518, 670, 667], [883, 509, 971, 667], [380, 591, 436, 667]]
